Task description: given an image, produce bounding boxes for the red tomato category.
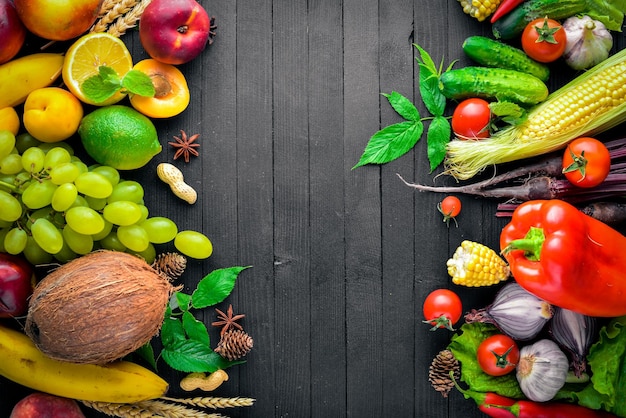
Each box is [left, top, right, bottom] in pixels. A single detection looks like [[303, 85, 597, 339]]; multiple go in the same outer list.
[[521, 17, 566, 63], [562, 137, 611, 188], [477, 334, 520, 376], [451, 98, 491, 139], [438, 196, 462, 226], [422, 289, 462, 331]]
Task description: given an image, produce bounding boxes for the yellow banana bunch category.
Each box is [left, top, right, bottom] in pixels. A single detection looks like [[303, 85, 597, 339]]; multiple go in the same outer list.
[[0, 325, 169, 403], [0, 53, 65, 108]]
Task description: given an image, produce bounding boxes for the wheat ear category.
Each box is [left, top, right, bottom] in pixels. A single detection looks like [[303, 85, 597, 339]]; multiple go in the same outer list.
[[161, 396, 256, 409], [91, 0, 139, 33], [106, 0, 153, 37], [80, 400, 158, 417]]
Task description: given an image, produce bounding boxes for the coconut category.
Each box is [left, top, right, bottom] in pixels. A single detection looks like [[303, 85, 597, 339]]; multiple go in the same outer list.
[[25, 250, 175, 364]]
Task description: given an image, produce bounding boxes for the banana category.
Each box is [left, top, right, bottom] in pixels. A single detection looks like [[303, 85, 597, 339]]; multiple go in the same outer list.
[[0, 325, 169, 403], [0, 53, 65, 109]]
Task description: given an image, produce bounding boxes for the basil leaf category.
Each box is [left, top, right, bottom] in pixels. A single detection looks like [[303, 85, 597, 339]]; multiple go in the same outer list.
[[353, 120, 423, 169], [191, 266, 250, 309], [427, 115, 451, 172], [382, 91, 419, 122]]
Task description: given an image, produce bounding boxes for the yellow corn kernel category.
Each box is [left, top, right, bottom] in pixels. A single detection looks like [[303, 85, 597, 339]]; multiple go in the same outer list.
[[447, 240, 510, 287], [458, 0, 500, 21]]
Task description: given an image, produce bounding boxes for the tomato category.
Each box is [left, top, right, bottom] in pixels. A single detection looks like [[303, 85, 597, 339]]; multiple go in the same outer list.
[[477, 334, 520, 376], [451, 98, 491, 139], [562, 137, 611, 188], [521, 17, 566, 63], [422, 289, 462, 331], [438, 195, 462, 226]]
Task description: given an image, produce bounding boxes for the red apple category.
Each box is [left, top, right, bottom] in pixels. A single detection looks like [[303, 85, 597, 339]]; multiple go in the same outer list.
[[139, 0, 212, 65], [13, 0, 103, 41], [10, 393, 86, 418], [0, 0, 26, 64], [0, 253, 34, 318]]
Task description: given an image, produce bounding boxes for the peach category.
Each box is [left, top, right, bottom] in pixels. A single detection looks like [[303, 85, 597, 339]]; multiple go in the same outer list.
[[10, 392, 86, 418], [0, 0, 26, 64]]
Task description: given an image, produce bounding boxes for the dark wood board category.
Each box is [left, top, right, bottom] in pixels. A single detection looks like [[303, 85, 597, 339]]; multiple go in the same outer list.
[[2, 1, 626, 417]]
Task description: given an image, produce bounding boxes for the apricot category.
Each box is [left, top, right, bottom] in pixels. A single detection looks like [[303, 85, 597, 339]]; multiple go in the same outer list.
[[129, 59, 190, 118]]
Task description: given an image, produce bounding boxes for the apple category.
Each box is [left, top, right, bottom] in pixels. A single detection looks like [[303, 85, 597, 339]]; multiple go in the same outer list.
[[0, 253, 34, 318], [139, 0, 213, 65], [0, 0, 26, 64], [13, 0, 103, 41], [10, 393, 86, 418]]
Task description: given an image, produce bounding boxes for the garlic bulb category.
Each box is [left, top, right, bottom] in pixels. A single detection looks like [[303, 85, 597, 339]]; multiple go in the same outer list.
[[516, 339, 569, 402], [563, 15, 613, 70]]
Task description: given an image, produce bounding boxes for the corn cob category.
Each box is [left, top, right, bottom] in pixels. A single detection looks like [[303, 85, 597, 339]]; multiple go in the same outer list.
[[458, 0, 501, 22], [447, 240, 510, 287], [444, 47, 626, 180]]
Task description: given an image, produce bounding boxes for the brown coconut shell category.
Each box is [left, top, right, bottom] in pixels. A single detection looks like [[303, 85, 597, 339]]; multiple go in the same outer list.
[[25, 250, 175, 364]]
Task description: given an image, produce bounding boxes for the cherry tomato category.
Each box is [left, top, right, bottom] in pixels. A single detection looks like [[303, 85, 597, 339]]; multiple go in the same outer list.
[[477, 334, 520, 376], [438, 196, 462, 226], [451, 98, 491, 139], [562, 137, 611, 188], [521, 17, 566, 63], [422, 289, 462, 331]]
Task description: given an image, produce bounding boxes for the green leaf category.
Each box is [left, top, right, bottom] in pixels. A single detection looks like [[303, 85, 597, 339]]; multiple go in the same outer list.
[[81, 75, 120, 103], [381, 91, 419, 122], [182, 310, 210, 346], [426, 115, 451, 172], [419, 63, 446, 117], [161, 338, 219, 373], [191, 266, 251, 309], [176, 292, 192, 312], [161, 316, 186, 347], [490, 101, 526, 126], [134, 342, 158, 371], [122, 69, 156, 97], [413, 43, 437, 74], [352, 120, 423, 169], [98, 65, 121, 84]]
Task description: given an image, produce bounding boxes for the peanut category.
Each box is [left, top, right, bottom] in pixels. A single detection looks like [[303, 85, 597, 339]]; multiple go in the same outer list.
[[179, 369, 229, 392], [156, 163, 197, 204]]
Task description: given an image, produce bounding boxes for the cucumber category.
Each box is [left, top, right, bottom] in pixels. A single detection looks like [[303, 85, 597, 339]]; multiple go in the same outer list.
[[492, 0, 587, 40], [462, 36, 550, 82], [439, 67, 549, 106]]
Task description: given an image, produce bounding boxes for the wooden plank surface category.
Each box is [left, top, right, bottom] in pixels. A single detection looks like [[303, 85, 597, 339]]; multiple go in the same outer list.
[[2, 1, 624, 417]]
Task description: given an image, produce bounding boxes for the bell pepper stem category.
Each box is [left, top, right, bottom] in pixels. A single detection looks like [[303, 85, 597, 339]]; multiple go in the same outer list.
[[503, 227, 545, 261]]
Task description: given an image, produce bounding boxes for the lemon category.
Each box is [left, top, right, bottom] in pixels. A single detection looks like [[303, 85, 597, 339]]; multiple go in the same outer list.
[[78, 105, 162, 170], [62, 33, 133, 106]]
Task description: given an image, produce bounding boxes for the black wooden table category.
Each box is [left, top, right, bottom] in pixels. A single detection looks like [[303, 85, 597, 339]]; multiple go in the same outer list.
[[2, 1, 625, 417]]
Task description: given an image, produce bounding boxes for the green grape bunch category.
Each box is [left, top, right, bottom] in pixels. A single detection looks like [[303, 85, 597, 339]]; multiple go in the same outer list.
[[0, 130, 213, 265]]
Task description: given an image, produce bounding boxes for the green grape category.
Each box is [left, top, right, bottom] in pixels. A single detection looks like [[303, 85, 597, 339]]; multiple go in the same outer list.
[[174, 230, 213, 259], [74, 171, 113, 199], [100, 230, 127, 252], [141, 216, 178, 244], [43, 147, 72, 170], [30, 206, 54, 222], [31, 218, 63, 254], [137, 204, 149, 223], [51, 183, 78, 212], [116, 224, 149, 252], [21, 146, 45, 173], [107, 180, 144, 204], [71, 159, 89, 174], [65, 206, 105, 235], [85, 195, 107, 210], [0, 227, 9, 252], [14, 133, 41, 154], [70, 195, 89, 209], [53, 240, 78, 263], [91, 220, 113, 241], [0, 174, 16, 193], [4, 227, 28, 255], [49, 162, 80, 185], [0, 190, 23, 222], [0, 153, 22, 175], [127, 243, 156, 264], [38, 141, 74, 155], [0, 219, 12, 228], [23, 236, 53, 265], [92, 165, 120, 187], [0, 130, 15, 160], [102, 201, 142, 226], [21, 179, 57, 209], [62, 225, 93, 255]]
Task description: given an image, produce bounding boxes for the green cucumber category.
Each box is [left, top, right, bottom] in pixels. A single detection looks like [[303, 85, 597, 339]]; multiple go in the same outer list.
[[462, 36, 550, 82], [439, 67, 549, 106], [492, 0, 587, 40]]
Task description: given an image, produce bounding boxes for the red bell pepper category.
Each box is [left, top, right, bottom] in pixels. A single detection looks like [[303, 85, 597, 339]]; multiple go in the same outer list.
[[500, 199, 626, 317], [490, 0, 524, 23]]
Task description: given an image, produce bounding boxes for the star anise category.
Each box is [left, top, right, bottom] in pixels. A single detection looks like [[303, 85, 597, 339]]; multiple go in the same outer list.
[[212, 304, 245, 336], [168, 130, 200, 163]]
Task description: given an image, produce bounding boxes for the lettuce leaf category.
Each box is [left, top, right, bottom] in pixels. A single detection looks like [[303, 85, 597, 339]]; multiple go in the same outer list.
[[585, 0, 626, 31]]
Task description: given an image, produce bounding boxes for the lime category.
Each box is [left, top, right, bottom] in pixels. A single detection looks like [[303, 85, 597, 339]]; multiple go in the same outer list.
[[78, 105, 162, 170]]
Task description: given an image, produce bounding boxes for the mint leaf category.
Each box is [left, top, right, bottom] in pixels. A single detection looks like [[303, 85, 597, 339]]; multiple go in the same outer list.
[[353, 120, 423, 169], [98, 65, 121, 84], [122, 69, 155, 97], [81, 75, 120, 103], [191, 266, 250, 309], [182, 311, 210, 346], [382, 91, 419, 122], [427, 115, 451, 172]]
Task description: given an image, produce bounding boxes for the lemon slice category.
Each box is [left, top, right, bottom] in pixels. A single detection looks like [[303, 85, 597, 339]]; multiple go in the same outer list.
[[62, 33, 133, 106]]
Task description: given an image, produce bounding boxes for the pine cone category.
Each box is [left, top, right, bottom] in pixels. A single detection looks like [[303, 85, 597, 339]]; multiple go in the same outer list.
[[151, 252, 187, 281], [429, 349, 460, 398], [215, 329, 254, 361]]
